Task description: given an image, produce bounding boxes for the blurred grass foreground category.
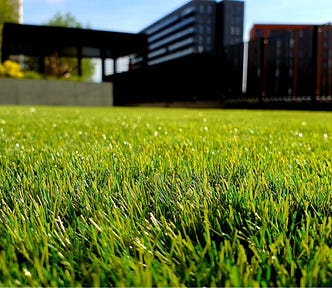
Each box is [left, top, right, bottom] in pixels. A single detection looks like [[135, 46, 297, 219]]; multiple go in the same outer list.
[[0, 106, 332, 287]]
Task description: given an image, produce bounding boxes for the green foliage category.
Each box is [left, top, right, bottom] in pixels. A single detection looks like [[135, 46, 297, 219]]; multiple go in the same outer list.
[[0, 0, 18, 24], [43, 12, 94, 82], [0, 0, 19, 59], [43, 12, 84, 28], [21, 70, 43, 80], [0, 107, 332, 286]]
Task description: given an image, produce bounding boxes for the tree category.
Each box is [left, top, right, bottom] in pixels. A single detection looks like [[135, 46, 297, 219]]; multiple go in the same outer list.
[[43, 12, 95, 81], [44, 12, 83, 29], [0, 0, 19, 59]]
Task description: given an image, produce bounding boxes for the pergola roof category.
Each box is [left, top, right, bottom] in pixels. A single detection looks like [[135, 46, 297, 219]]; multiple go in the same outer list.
[[1, 22, 147, 60]]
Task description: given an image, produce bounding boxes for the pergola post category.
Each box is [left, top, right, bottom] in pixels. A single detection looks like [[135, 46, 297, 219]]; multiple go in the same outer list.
[[1, 23, 148, 81], [113, 57, 117, 74], [77, 46, 82, 77], [38, 55, 45, 74], [101, 49, 106, 81]]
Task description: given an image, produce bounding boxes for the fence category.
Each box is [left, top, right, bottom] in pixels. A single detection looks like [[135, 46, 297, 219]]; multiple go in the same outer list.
[[0, 78, 113, 106]]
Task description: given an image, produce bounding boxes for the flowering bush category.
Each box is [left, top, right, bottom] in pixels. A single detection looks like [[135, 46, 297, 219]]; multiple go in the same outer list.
[[0, 60, 24, 79]]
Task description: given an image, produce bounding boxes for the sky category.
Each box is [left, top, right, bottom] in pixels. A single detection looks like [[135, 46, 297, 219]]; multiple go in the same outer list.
[[23, 0, 332, 42]]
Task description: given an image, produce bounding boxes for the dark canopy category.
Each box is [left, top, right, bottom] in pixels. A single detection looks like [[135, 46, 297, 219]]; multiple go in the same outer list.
[[1, 23, 147, 79]]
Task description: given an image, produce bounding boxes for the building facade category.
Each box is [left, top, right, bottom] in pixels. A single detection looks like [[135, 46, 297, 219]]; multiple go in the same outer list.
[[216, 0, 244, 48], [109, 0, 245, 104], [246, 24, 332, 102], [140, 0, 244, 66], [317, 24, 332, 99]]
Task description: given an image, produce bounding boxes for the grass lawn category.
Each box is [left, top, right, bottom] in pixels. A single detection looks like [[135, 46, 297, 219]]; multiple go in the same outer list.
[[0, 106, 332, 286]]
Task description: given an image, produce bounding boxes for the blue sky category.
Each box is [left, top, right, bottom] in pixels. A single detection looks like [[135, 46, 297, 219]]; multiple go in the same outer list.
[[23, 0, 332, 41]]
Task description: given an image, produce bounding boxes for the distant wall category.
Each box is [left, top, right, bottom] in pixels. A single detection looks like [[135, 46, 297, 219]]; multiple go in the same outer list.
[[0, 78, 113, 106]]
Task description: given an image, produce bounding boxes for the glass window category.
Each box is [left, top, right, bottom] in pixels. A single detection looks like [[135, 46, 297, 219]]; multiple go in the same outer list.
[[168, 37, 194, 51], [148, 17, 195, 43], [255, 30, 264, 38], [145, 15, 179, 35], [199, 24, 204, 34], [149, 27, 195, 50], [148, 47, 195, 65], [198, 36, 203, 44]]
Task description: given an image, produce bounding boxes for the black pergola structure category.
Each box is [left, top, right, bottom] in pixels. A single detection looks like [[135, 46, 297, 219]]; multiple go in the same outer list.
[[1, 23, 147, 81]]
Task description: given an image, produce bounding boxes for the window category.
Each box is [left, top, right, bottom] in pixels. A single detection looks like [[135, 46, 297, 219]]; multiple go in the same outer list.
[[148, 17, 195, 43], [148, 47, 195, 65], [255, 30, 264, 38], [149, 27, 195, 50]]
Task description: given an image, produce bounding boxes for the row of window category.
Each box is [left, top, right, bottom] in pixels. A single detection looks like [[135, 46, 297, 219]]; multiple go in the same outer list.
[[148, 17, 196, 43], [148, 47, 195, 65], [143, 1, 244, 66], [254, 29, 314, 40], [143, 3, 211, 36], [144, 14, 180, 35], [148, 37, 195, 59], [149, 27, 195, 50]]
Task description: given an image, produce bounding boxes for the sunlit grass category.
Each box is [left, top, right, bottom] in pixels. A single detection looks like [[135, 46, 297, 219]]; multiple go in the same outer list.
[[0, 106, 332, 286]]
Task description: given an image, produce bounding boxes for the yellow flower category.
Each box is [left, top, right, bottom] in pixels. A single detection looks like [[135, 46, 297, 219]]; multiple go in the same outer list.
[[2, 60, 24, 79]]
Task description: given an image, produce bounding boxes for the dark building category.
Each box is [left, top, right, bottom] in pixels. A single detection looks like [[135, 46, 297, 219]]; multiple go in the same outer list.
[[1, 23, 147, 81], [139, 0, 244, 65], [216, 0, 244, 48], [246, 24, 332, 103], [317, 24, 332, 99], [112, 0, 245, 105]]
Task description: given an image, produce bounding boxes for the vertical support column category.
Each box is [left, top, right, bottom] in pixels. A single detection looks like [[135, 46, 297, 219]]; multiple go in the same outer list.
[[101, 57, 106, 82], [101, 49, 106, 82], [113, 57, 117, 74], [77, 46, 82, 77], [38, 55, 45, 74], [316, 26, 323, 100], [293, 31, 299, 99], [329, 27, 332, 97], [311, 26, 318, 104], [263, 39, 269, 99], [259, 38, 268, 103]]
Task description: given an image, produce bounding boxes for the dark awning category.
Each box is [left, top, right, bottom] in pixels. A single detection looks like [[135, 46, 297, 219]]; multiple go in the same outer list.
[[2, 22, 147, 59]]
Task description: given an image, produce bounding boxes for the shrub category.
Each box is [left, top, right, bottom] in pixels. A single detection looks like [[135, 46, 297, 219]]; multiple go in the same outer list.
[[22, 70, 44, 80], [0, 60, 24, 78]]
